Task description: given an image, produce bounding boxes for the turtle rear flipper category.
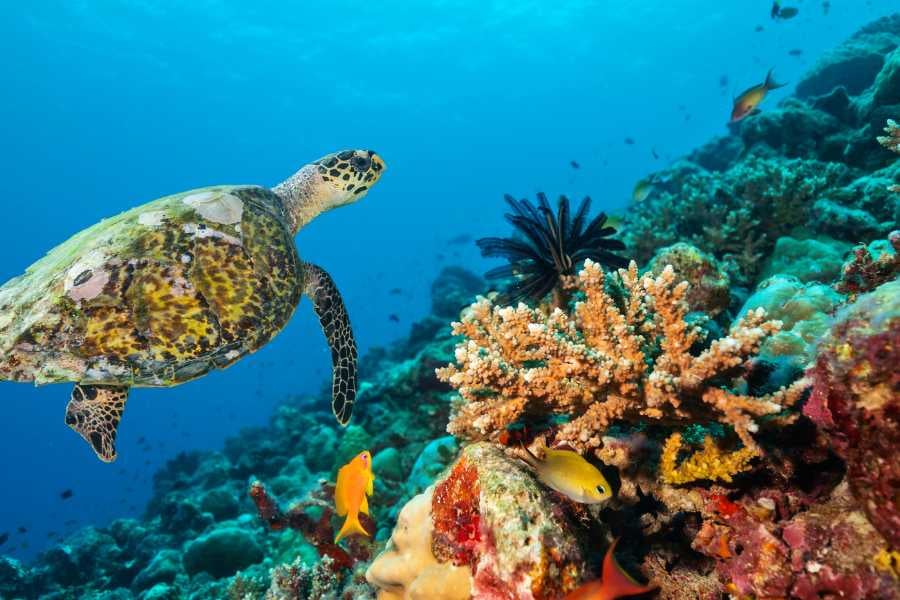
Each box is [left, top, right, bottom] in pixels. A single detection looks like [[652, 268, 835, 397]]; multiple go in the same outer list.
[[65, 384, 129, 462], [303, 263, 357, 425]]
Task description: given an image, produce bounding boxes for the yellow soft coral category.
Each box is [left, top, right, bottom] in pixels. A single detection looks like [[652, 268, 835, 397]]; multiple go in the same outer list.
[[437, 260, 808, 455], [660, 433, 756, 485]]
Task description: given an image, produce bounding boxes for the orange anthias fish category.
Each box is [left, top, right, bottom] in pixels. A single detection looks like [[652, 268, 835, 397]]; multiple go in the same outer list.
[[334, 450, 375, 543], [730, 69, 786, 122], [565, 539, 657, 600]]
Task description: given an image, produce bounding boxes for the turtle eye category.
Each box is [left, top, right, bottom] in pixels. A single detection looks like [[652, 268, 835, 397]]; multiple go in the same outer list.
[[350, 154, 371, 172]]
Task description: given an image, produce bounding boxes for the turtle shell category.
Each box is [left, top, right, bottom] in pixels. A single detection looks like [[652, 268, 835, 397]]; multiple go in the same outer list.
[[0, 186, 303, 386]]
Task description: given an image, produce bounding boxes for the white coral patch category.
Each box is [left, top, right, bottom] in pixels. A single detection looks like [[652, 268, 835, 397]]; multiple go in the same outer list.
[[138, 210, 167, 228], [183, 191, 244, 225], [182, 223, 242, 246], [64, 250, 111, 302]]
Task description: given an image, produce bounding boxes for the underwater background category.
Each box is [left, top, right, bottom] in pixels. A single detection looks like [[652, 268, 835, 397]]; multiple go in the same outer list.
[[1, 1, 899, 599]]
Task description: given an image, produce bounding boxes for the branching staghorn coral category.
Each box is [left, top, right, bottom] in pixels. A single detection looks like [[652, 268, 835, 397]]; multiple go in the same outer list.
[[437, 260, 808, 454], [877, 118, 900, 154], [877, 119, 900, 192], [660, 433, 756, 485]]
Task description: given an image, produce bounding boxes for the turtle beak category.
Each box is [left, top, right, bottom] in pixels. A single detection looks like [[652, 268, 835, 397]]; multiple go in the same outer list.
[[369, 151, 386, 175]]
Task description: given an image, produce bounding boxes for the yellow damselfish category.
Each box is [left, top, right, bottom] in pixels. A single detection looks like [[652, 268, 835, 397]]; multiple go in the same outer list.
[[334, 450, 375, 543], [521, 446, 612, 504]]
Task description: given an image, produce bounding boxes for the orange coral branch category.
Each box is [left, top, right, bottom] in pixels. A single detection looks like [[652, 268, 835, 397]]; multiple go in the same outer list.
[[437, 260, 807, 455]]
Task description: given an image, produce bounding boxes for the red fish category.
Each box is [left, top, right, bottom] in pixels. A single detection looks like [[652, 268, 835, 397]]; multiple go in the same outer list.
[[730, 69, 786, 122], [565, 539, 657, 600]]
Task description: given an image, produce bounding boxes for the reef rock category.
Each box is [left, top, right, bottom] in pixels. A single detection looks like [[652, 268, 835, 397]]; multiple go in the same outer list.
[[182, 525, 264, 578], [737, 275, 844, 366], [806, 278, 900, 546], [796, 14, 900, 98], [366, 488, 472, 600], [646, 243, 731, 316], [759, 236, 852, 284]]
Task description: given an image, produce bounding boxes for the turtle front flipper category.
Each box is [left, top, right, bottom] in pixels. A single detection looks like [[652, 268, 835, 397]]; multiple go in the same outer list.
[[65, 384, 129, 462], [303, 263, 357, 425]]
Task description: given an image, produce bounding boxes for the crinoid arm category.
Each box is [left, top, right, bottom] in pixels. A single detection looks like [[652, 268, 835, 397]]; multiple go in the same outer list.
[[303, 263, 357, 426], [476, 193, 628, 305], [65, 384, 129, 462]]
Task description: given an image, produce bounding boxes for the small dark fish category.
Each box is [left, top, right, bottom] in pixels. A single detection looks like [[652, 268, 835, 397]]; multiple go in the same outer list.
[[64, 520, 78, 527], [47, 531, 58, 539], [788, 48, 803, 56], [569, 160, 580, 169], [447, 234, 471, 245], [137, 436, 146, 445], [719, 74, 729, 88], [388, 314, 400, 323], [624, 137, 635, 145], [0, 532, 8, 545], [771, 1, 799, 20], [388, 287, 403, 295], [60, 489, 73, 500], [822, 1, 830, 15], [651, 148, 660, 160], [755, 24, 765, 32], [17, 527, 27, 534]]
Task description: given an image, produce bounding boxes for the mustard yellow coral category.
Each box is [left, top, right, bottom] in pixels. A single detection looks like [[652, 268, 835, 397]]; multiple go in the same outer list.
[[660, 433, 756, 485], [437, 260, 808, 454], [872, 548, 900, 579]]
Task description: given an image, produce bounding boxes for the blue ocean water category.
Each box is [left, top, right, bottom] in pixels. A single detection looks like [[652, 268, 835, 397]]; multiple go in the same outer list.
[[0, 0, 894, 562]]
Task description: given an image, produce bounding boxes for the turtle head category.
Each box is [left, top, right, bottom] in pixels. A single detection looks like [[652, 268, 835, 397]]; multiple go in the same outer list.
[[274, 149, 386, 233]]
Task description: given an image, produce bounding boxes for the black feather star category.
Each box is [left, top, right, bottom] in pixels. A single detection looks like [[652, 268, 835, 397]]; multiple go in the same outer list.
[[476, 193, 628, 306]]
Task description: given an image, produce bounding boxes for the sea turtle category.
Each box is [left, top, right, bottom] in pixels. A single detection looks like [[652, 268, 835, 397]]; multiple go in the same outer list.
[[0, 149, 386, 462]]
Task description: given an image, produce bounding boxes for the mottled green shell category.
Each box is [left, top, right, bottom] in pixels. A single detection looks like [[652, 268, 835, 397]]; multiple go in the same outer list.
[[0, 186, 302, 386]]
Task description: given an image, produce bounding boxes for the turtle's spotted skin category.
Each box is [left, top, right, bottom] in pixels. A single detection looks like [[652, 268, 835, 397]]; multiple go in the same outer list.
[[0, 149, 385, 461]]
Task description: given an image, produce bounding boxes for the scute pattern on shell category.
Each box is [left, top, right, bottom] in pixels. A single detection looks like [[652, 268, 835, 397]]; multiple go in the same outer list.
[[0, 186, 302, 387]]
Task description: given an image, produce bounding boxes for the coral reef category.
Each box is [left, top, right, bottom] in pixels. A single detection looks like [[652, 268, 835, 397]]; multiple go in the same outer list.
[[372, 443, 589, 600], [835, 230, 900, 297], [645, 243, 731, 316], [694, 482, 898, 599], [736, 275, 844, 367], [2, 15, 900, 600], [438, 260, 806, 454], [476, 193, 627, 308], [805, 278, 900, 547], [659, 433, 756, 485], [366, 488, 472, 600], [879, 118, 900, 154]]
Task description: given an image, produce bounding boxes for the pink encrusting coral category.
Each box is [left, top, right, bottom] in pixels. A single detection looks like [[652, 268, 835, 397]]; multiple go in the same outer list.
[[805, 278, 900, 547], [694, 482, 898, 599], [438, 260, 808, 456], [834, 231, 900, 298]]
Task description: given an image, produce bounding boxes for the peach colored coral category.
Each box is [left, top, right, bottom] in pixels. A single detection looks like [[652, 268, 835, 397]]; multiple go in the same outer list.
[[366, 487, 472, 600], [437, 260, 807, 455]]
